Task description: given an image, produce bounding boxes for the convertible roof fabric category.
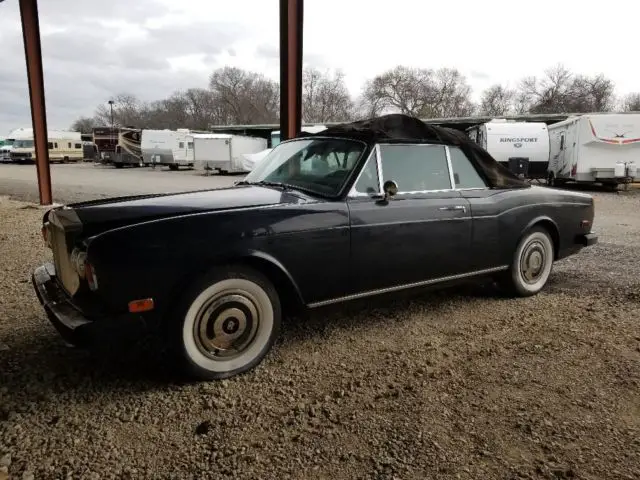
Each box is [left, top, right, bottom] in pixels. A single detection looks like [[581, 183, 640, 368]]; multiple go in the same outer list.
[[307, 113, 530, 189]]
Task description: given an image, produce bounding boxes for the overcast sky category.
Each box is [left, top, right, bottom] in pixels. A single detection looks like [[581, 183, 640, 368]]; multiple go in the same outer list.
[[1, 0, 639, 135]]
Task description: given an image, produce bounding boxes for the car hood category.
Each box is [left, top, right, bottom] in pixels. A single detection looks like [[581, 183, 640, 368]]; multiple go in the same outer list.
[[66, 185, 306, 236]]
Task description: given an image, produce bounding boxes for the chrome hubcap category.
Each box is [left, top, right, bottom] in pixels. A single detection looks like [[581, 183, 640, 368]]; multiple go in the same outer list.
[[193, 292, 260, 359], [520, 240, 547, 284]]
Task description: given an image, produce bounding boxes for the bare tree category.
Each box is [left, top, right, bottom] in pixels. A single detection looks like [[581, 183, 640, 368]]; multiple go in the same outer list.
[[479, 84, 516, 116], [302, 67, 354, 123], [360, 65, 435, 117], [93, 93, 145, 127], [567, 73, 615, 112], [517, 64, 575, 114], [70, 116, 97, 133], [516, 64, 615, 114], [621, 92, 640, 112], [209, 66, 279, 124], [427, 68, 475, 118]]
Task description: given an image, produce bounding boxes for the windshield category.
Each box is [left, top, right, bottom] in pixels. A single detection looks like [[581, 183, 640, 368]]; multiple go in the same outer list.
[[13, 139, 34, 148], [243, 137, 367, 197]]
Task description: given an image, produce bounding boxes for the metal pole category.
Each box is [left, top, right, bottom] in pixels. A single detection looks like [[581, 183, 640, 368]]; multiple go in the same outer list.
[[18, 0, 52, 205], [279, 0, 303, 141]]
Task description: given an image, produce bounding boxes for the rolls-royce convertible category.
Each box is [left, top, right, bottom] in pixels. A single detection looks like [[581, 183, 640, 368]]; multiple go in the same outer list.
[[32, 114, 598, 380]]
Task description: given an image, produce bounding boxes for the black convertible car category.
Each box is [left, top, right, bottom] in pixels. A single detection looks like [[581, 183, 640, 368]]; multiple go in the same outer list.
[[32, 114, 597, 380]]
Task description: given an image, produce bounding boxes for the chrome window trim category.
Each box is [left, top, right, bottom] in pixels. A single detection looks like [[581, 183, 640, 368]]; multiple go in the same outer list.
[[307, 265, 509, 308], [347, 142, 489, 198]]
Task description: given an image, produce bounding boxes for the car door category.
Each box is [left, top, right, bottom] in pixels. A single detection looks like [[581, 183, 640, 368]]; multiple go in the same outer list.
[[346, 143, 473, 295], [447, 145, 502, 272]]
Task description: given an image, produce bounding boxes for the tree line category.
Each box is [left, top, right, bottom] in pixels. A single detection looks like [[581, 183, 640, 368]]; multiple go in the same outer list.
[[71, 63, 640, 133]]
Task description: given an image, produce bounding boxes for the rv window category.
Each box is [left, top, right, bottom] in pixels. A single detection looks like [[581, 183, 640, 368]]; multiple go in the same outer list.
[[560, 134, 565, 150], [448, 147, 486, 189], [68, 142, 72, 148], [379, 144, 452, 192], [179, 142, 185, 149], [48, 142, 53, 149], [54, 143, 58, 148], [75, 143, 82, 149], [187, 142, 194, 149]]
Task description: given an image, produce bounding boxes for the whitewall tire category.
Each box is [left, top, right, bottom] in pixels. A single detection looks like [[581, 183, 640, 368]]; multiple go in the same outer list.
[[500, 227, 554, 297], [173, 266, 281, 380]]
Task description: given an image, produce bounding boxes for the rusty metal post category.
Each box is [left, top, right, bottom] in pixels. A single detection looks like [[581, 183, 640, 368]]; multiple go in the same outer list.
[[279, 0, 303, 141], [18, 0, 52, 205]]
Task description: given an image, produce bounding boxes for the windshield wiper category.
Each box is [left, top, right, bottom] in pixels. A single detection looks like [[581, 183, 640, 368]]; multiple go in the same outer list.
[[237, 180, 289, 190]]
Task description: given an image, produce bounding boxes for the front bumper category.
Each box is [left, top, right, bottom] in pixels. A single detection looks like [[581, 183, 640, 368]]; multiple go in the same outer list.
[[32, 263, 148, 347]]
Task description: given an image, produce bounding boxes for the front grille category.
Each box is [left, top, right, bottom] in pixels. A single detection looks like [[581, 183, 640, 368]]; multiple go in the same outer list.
[[48, 221, 80, 296]]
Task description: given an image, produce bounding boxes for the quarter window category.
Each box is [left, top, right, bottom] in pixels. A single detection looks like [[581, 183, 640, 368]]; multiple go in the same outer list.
[[448, 147, 486, 189], [353, 150, 380, 195], [379, 144, 451, 192]]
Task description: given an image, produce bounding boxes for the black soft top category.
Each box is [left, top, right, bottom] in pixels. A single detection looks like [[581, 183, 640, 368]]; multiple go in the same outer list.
[[305, 114, 530, 189]]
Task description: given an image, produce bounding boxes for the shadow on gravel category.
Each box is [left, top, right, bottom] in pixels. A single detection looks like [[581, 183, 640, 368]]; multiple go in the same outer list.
[[0, 279, 509, 401]]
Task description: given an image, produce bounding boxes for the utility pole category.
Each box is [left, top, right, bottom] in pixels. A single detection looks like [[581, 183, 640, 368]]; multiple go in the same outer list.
[[279, 0, 303, 141]]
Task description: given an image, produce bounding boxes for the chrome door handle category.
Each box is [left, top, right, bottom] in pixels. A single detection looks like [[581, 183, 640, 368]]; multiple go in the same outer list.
[[439, 205, 466, 213]]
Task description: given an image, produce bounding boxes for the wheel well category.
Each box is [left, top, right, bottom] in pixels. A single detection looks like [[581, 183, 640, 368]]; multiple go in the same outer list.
[[234, 256, 304, 315], [530, 219, 560, 260]]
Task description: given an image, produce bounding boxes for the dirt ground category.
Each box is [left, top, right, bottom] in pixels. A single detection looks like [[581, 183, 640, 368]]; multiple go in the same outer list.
[[0, 187, 639, 480]]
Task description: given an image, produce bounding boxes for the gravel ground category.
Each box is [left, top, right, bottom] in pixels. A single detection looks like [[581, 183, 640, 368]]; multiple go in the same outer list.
[[0, 163, 238, 205], [0, 184, 639, 479]]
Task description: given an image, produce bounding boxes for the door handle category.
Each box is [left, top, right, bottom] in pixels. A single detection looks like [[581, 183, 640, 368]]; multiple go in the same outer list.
[[439, 205, 466, 213]]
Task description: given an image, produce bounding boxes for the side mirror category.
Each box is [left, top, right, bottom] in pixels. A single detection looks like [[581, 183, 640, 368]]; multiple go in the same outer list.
[[383, 180, 398, 199]]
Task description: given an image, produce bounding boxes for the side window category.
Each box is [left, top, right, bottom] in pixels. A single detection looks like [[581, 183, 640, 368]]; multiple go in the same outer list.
[[559, 134, 565, 150], [54, 143, 58, 148], [75, 143, 82, 149], [47, 142, 53, 149], [448, 147, 486, 189], [179, 142, 185, 149], [187, 142, 194, 149], [353, 150, 380, 195], [68, 142, 72, 148], [379, 144, 451, 192]]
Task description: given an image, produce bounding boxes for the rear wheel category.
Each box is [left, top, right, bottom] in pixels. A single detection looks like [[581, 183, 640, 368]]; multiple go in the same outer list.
[[169, 265, 281, 380], [497, 226, 554, 297]]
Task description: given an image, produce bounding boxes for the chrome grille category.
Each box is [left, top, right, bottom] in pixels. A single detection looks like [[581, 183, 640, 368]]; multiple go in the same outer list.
[[48, 219, 80, 296]]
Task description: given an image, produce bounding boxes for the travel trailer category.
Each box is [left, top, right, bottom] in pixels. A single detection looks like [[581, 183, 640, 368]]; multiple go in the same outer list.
[[9, 130, 83, 163], [466, 120, 550, 179], [92, 127, 118, 163], [141, 128, 209, 170], [547, 114, 639, 188], [113, 127, 143, 167], [189, 133, 268, 174]]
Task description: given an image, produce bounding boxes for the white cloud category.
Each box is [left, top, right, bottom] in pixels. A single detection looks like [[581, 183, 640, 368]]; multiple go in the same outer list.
[[1, 0, 639, 134]]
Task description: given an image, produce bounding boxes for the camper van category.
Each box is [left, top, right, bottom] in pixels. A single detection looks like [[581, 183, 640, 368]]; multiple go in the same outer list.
[[189, 133, 268, 174], [547, 114, 639, 188], [466, 120, 550, 179], [9, 130, 83, 163], [113, 127, 143, 167]]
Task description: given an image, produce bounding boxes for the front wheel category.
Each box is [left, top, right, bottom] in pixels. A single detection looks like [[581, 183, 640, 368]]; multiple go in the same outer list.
[[170, 265, 281, 380], [497, 227, 554, 297]]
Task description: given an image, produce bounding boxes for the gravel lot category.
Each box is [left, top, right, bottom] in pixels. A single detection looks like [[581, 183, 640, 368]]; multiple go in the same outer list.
[[1, 164, 639, 479]]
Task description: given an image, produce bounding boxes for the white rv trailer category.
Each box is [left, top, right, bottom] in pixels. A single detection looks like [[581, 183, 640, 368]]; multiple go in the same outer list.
[[547, 113, 639, 187], [466, 120, 550, 179], [141, 128, 209, 169], [189, 133, 268, 174]]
